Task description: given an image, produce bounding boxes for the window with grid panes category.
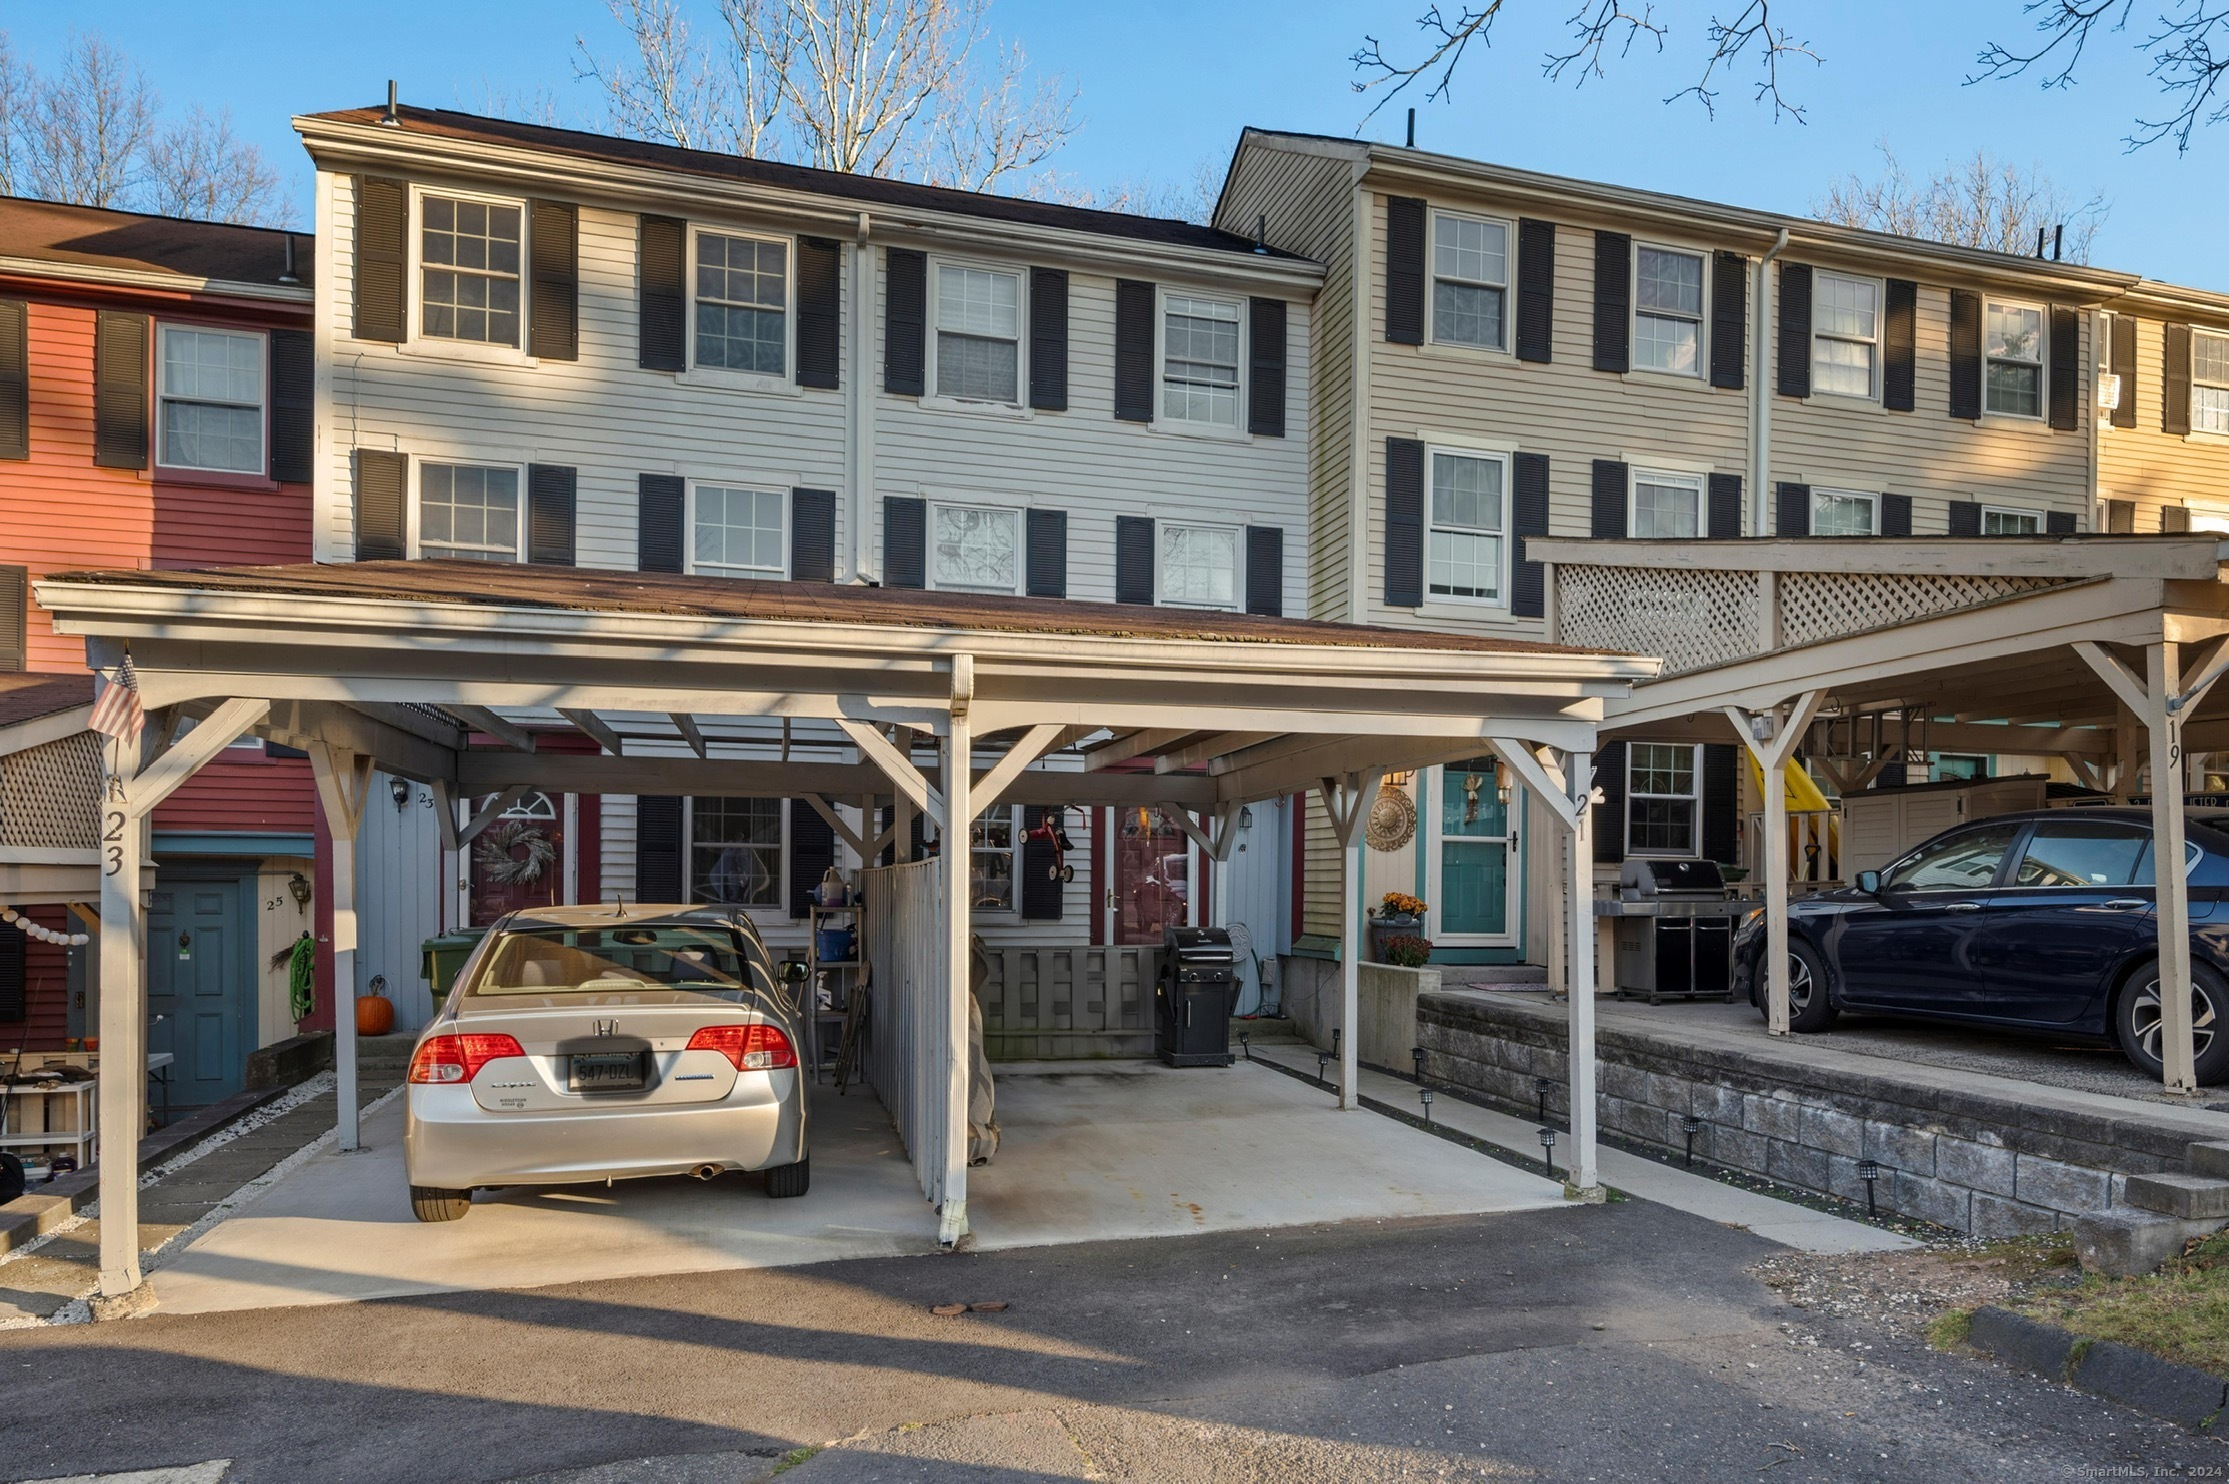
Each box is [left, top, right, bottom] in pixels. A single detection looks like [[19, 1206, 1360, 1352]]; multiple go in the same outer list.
[[696, 233, 787, 374], [1426, 450, 1505, 601], [1162, 295, 1241, 425], [936, 266, 1020, 403], [2195, 330, 2229, 435], [971, 807, 1018, 911], [1432, 214, 1507, 350], [1982, 506, 2042, 535], [1631, 472, 1702, 538], [1634, 247, 1704, 375], [1810, 488, 1879, 536], [691, 797, 782, 907], [930, 504, 1021, 593], [1159, 523, 1239, 608], [419, 463, 521, 561], [1984, 301, 2046, 417], [157, 326, 264, 473], [421, 196, 521, 345], [693, 485, 785, 578], [1812, 272, 1879, 398], [1627, 743, 1699, 855]]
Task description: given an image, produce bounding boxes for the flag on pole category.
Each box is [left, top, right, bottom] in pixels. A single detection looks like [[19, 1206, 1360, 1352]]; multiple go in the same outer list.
[[89, 653, 144, 743]]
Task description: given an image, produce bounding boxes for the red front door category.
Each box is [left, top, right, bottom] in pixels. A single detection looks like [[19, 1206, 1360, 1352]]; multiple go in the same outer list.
[[1108, 806, 1192, 945]]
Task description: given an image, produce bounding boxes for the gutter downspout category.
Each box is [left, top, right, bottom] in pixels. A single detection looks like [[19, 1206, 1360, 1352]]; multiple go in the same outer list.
[[849, 211, 874, 582], [1750, 228, 1790, 536], [1347, 170, 1373, 624]]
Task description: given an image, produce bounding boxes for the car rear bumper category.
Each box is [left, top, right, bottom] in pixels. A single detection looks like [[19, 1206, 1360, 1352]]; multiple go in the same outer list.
[[403, 1072, 807, 1189]]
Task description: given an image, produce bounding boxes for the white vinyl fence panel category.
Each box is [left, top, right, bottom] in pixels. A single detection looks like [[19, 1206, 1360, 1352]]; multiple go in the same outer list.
[[861, 859, 948, 1207]]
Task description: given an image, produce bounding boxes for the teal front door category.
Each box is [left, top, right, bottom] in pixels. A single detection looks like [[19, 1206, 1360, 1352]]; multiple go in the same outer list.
[[147, 870, 252, 1110], [1435, 760, 1516, 943]]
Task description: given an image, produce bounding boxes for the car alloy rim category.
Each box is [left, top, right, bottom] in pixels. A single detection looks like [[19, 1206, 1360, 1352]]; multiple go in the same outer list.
[[1785, 952, 1814, 1010], [2131, 975, 2219, 1063]]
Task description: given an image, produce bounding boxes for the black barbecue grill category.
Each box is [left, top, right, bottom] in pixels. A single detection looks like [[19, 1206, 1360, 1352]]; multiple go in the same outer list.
[[1156, 926, 1239, 1067], [1596, 858, 1743, 1004]]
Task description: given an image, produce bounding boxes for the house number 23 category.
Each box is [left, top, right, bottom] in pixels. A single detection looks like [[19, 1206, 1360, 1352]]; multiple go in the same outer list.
[[103, 810, 126, 877]]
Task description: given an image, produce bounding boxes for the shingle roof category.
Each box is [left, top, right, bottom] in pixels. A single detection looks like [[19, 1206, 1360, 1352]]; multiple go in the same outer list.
[[0, 195, 311, 289], [0, 674, 93, 729]]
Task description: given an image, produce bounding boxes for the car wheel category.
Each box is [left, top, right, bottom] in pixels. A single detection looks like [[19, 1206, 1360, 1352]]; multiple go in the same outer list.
[[765, 1158, 811, 1199], [1753, 939, 1837, 1033], [2116, 960, 2229, 1085], [410, 1185, 472, 1222]]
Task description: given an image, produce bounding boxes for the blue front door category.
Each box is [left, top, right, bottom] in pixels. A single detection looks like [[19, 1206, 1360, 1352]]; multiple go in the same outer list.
[[1437, 760, 1513, 941], [147, 870, 252, 1109]]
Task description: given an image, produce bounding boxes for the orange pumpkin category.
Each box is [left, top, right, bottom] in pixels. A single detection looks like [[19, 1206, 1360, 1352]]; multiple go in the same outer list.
[[356, 993, 395, 1037]]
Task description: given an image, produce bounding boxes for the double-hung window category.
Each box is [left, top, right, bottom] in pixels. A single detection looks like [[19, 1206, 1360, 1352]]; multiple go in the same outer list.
[[1162, 295, 1242, 426], [1982, 506, 2041, 535], [419, 462, 522, 561], [2194, 330, 2229, 436], [1432, 213, 1508, 350], [696, 232, 787, 374], [971, 806, 1019, 912], [1426, 448, 1506, 603], [1984, 300, 2046, 418], [1627, 743, 1700, 855], [157, 326, 264, 474], [936, 265, 1021, 403], [930, 503, 1022, 593], [1631, 470, 1703, 538], [1159, 523, 1239, 609], [1634, 246, 1704, 376], [1812, 272, 1879, 399], [1811, 488, 1879, 537], [420, 194, 522, 346], [690, 797, 782, 908], [693, 484, 786, 579]]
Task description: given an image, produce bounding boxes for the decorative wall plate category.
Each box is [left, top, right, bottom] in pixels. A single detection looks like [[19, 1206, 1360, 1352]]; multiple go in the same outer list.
[[1365, 780, 1417, 852]]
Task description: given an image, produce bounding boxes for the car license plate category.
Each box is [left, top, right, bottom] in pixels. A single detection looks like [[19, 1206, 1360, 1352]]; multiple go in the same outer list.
[[569, 1051, 647, 1093]]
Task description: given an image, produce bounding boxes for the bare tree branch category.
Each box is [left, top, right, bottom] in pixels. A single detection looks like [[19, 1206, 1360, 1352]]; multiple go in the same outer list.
[[0, 34, 28, 198], [22, 33, 157, 208], [1973, 1, 2229, 153], [1814, 141, 2108, 262], [1662, 1, 1819, 121], [1541, 3, 1669, 93], [1350, 3, 1512, 122], [139, 106, 288, 227]]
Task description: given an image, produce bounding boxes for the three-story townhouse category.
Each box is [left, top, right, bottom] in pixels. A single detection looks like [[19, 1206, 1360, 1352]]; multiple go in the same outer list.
[[2096, 284, 2229, 537]]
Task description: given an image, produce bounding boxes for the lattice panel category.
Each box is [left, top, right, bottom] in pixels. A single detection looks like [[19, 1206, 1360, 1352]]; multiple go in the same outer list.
[[1779, 572, 2075, 649], [0, 730, 103, 851], [1556, 565, 1761, 675]]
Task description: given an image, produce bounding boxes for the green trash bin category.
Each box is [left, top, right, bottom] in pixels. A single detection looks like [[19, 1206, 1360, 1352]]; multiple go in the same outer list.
[[422, 927, 492, 1005]]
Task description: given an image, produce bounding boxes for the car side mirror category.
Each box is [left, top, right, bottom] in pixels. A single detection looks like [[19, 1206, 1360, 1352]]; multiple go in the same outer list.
[[1855, 869, 1882, 895]]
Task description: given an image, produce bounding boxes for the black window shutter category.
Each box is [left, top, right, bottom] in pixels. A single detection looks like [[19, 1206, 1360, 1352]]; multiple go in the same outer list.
[[93, 310, 147, 470], [1245, 526, 1284, 617], [791, 487, 836, 581], [1881, 279, 1918, 412], [268, 328, 313, 483], [1775, 482, 1811, 537], [2047, 510, 2077, 535], [1515, 218, 1555, 363], [2165, 323, 2193, 435], [1511, 451, 1550, 618], [1021, 804, 1063, 920], [1709, 250, 1747, 390], [1248, 297, 1286, 437], [1590, 459, 1628, 538], [1881, 493, 1913, 537], [1592, 740, 1627, 864], [1386, 196, 1426, 346], [1029, 267, 1068, 411], [2163, 504, 2192, 533], [2106, 498, 2135, 534], [795, 236, 841, 390], [788, 798, 834, 920], [1701, 744, 1739, 865], [526, 464, 577, 566], [885, 247, 928, 396], [636, 796, 684, 904], [884, 495, 926, 588], [1947, 500, 1982, 536], [353, 449, 406, 560], [1115, 515, 1156, 605], [528, 200, 579, 361], [2048, 306, 2080, 431], [2109, 315, 2138, 430], [1707, 472, 1743, 539], [354, 176, 408, 344], [0, 564, 25, 674], [1385, 438, 1424, 607], [1114, 279, 1156, 422], [1775, 262, 1812, 399], [638, 215, 686, 371], [0, 298, 26, 460], [1592, 231, 1630, 373], [0, 919, 24, 1022], [1026, 507, 1067, 598], [1949, 290, 1983, 421], [638, 473, 684, 573]]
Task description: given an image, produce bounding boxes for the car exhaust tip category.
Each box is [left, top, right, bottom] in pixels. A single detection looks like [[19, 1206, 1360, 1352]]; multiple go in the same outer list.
[[691, 1163, 722, 1181]]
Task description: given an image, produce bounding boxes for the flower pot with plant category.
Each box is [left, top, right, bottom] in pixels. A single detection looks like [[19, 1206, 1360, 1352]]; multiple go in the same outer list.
[[1369, 892, 1430, 962]]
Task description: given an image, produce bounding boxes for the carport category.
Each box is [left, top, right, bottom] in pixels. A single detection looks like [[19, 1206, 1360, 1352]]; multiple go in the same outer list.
[[34, 561, 1653, 1309]]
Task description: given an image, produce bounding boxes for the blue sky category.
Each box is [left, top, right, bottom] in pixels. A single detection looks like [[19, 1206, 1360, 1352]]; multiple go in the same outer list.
[[9, 2, 2223, 288]]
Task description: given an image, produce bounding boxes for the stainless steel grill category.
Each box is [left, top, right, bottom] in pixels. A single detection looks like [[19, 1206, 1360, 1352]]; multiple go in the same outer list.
[[1595, 858, 1742, 1003]]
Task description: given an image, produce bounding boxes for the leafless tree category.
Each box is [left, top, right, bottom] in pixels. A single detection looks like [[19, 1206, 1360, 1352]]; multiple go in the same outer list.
[[1044, 156, 1225, 225], [1973, 1, 2229, 152], [0, 35, 28, 197], [1815, 144, 2109, 261], [139, 107, 287, 227]]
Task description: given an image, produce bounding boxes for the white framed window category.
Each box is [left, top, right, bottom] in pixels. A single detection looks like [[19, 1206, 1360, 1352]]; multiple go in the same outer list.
[[419, 191, 523, 347], [1984, 299, 2046, 419], [970, 805, 1020, 912], [1982, 505, 2042, 536], [689, 796, 783, 908], [694, 229, 788, 375], [1162, 293, 1243, 427], [1627, 742, 1701, 856], [1431, 211, 1508, 351], [930, 502, 1022, 594], [156, 325, 264, 474], [418, 461, 523, 561], [692, 483, 786, 579], [2194, 329, 2229, 436], [1631, 469, 1703, 539], [935, 264, 1023, 404], [1158, 522, 1240, 609], [1811, 488, 1879, 537], [1634, 246, 1705, 376], [1426, 447, 1507, 603], [1812, 272, 1880, 399]]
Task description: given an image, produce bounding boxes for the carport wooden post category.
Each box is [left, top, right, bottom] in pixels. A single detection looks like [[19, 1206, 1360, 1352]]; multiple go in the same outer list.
[[1724, 692, 1825, 1040], [310, 744, 374, 1151], [95, 737, 147, 1300], [2146, 643, 2200, 1095], [938, 662, 974, 1245], [1564, 747, 1599, 1194], [1315, 773, 1379, 1112]]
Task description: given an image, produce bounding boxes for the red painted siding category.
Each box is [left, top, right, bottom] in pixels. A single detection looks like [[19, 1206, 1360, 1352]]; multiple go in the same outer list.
[[155, 753, 316, 834], [15, 906, 75, 1051]]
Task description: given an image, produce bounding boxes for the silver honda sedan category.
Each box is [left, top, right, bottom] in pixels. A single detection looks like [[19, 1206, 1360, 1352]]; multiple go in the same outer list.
[[403, 905, 809, 1221]]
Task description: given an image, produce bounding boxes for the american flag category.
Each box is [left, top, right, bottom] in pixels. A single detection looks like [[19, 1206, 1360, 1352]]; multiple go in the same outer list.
[[89, 654, 144, 743]]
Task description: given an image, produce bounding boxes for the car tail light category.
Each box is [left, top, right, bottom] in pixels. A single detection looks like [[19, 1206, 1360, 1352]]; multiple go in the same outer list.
[[408, 1033, 526, 1084], [686, 1023, 798, 1071]]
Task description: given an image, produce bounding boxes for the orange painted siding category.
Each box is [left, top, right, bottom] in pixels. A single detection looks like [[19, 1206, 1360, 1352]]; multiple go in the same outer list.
[[16, 905, 75, 1050]]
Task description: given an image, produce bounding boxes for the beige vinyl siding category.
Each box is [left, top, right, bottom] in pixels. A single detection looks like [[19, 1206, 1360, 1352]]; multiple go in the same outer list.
[[1301, 786, 1342, 939], [2099, 313, 2229, 530]]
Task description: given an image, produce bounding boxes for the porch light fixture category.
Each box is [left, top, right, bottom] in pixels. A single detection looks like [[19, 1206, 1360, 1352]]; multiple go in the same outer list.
[[1681, 1114, 1703, 1167], [1418, 1086, 1435, 1125], [1538, 1126, 1557, 1180], [1858, 1159, 1881, 1219], [390, 776, 411, 811], [288, 872, 312, 912], [1386, 770, 1415, 788]]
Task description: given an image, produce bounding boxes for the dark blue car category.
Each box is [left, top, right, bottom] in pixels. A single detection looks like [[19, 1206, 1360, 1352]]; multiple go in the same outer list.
[[1731, 809, 2229, 1083]]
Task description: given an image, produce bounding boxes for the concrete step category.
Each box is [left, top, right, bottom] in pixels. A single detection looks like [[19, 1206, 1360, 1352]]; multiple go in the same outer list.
[[2123, 1171, 2229, 1220], [356, 1033, 418, 1072], [2187, 1141, 2229, 1179], [2076, 1209, 2229, 1275]]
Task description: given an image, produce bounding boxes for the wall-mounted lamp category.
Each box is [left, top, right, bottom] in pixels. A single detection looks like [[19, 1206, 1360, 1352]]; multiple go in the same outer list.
[[1385, 770, 1415, 789], [1238, 805, 1254, 829], [288, 872, 312, 913], [390, 776, 411, 811]]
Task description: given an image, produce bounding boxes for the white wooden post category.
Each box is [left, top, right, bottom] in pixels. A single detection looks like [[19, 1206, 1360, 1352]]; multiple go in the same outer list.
[[1564, 747, 1598, 1194], [937, 668, 974, 1245], [1762, 737, 1791, 1037], [95, 744, 147, 1302], [311, 745, 371, 1152], [2147, 642, 2200, 1095], [1341, 826, 1362, 1111]]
